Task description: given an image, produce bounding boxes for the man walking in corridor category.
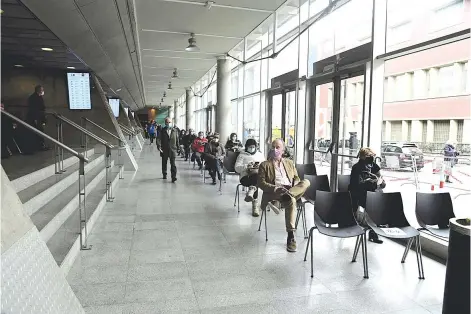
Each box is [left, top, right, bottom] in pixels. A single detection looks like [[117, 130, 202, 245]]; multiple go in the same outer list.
[[157, 117, 179, 182]]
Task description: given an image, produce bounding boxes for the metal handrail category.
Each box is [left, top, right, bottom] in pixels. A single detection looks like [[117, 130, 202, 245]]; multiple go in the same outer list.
[[54, 113, 113, 148], [119, 123, 134, 135], [82, 117, 122, 143], [1, 109, 89, 162]]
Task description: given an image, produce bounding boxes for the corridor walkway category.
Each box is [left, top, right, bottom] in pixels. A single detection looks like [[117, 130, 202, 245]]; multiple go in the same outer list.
[[68, 145, 445, 314]]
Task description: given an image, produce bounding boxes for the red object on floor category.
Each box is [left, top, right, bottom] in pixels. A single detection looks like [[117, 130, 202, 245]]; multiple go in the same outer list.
[[431, 185, 435, 191], [439, 181, 444, 188]]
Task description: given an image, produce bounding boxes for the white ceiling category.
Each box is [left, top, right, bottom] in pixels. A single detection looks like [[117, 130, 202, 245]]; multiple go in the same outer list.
[[135, 0, 287, 107]]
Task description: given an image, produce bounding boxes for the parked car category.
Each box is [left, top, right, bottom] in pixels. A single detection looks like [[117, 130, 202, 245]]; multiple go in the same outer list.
[[381, 142, 425, 170]]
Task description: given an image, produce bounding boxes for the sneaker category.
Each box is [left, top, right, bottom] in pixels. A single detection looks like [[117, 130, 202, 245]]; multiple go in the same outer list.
[[252, 200, 260, 217], [266, 201, 281, 215], [211, 179, 217, 185], [287, 237, 297, 252], [172, 177, 177, 183], [244, 186, 256, 202], [163, 175, 167, 180]]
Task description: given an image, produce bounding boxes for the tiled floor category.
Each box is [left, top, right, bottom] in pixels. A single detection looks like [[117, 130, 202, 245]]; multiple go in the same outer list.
[[68, 145, 445, 314]]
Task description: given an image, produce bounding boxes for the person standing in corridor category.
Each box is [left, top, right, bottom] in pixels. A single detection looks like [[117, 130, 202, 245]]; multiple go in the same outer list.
[[26, 85, 48, 152], [157, 117, 179, 183]]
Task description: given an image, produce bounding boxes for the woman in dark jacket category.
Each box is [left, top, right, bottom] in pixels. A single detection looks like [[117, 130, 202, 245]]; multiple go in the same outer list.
[[349, 147, 385, 244], [443, 140, 459, 183], [205, 133, 226, 184], [225, 133, 243, 151]]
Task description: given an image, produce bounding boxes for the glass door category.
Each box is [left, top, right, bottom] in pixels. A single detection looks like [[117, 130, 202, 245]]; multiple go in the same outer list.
[[310, 74, 366, 189], [271, 94, 283, 141]]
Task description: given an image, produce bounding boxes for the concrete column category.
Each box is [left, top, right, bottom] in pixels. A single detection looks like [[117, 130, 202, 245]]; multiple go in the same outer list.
[[216, 56, 232, 143], [173, 100, 178, 127], [449, 119, 458, 143], [462, 119, 471, 143], [410, 120, 423, 142], [384, 121, 392, 141], [186, 88, 195, 130], [401, 120, 409, 141], [426, 120, 434, 143], [168, 104, 175, 121]]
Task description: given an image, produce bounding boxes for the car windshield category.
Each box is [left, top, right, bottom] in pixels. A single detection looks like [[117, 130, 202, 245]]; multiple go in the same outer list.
[[402, 147, 421, 154]]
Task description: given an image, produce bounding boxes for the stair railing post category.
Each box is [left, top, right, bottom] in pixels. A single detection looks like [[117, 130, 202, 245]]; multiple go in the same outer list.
[[60, 121, 65, 172], [118, 140, 124, 179], [55, 120, 61, 173], [78, 158, 91, 250], [105, 145, 114, 201]]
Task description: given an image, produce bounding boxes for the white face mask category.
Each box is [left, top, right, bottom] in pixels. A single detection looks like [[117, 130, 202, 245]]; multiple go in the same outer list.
[[247, 146, 256, 153], [40, 91, 45, 96]]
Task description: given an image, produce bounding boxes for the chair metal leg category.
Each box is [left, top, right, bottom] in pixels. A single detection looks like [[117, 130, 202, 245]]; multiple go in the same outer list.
[[234, 185, 239, 207], [264, 207, 268, 241], [302, 205, 308, 239], [304, 228, 312, 262], [352, 235, 361, 262], [295, 208, 302, 229], [401, 238, 414, 263], [310, 227, 314, 278], [258, 209, 264, 231], [415, 235, 425, 279], [361, 233, 369, 279], [237, 186, 240, 213]]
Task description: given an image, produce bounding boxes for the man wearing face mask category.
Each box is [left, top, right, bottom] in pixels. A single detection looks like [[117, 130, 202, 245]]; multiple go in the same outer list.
[[26, 85, 48, 152], [258, 139, 311, 252], [349, 147, 385, 244], [235, 139, 265, 217], [191, 131, 208, 170], [204, 133, 225, 185], [225, 133, 243, 152], [182, 129, 196, 161], [157, 117, 179, 182]]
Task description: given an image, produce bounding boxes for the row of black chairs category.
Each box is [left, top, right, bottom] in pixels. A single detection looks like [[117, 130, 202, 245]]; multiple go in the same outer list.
[[257, 163, 456, 280]]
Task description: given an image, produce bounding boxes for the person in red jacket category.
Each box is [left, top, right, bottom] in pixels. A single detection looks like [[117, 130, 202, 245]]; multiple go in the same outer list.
[[191, 131, 207, 170]]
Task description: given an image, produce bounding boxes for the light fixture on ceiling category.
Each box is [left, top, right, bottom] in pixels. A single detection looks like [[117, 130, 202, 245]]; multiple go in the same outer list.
[[163, 92, 167, 98], [161, 98, 164, 102], [14, 64, 24, 68], [185, 33, 199, 52], [67, 66, 75, 69], [168, 82, 172, 90], [171, 68, 179, 79], [116, 88, 122, 92], [41, 47, 54, 51]]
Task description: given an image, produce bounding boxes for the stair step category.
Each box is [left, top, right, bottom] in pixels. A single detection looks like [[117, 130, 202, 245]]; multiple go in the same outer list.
[[46, 167, 121, 274], [19, 153, 104, 216], [30, 158, 114, 243], [10, 148, 95, 192]]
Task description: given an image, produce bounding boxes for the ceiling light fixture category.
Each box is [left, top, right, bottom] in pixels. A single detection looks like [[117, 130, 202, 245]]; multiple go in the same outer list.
[[171, 68, 179, 79], [168, 82, 172, 90], [116, 88, 122, 92], [161, 98, 164, 102], [14, 64, 24, 68], [185, 33, 200, 52], [41, 47, 54, 51], [204, 1, 215, 10], [67, 66, 75, 69]]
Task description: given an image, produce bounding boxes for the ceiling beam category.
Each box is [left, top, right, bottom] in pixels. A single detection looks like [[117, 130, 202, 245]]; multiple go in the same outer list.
[[141, 29, 243, 40]]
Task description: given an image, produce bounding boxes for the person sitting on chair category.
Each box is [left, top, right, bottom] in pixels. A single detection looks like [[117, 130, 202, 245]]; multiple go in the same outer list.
[[349, 147, 385, 244], [191, 131, 207, 170], [258, 139, 311, 253], [235, 139, 265, 217], [225, 133, 243, 152], [204, 133, 225, 185], [183, 129, 196, 161]]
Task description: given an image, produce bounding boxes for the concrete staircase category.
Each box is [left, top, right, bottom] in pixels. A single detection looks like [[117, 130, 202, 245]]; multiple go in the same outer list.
[[11, 148, 121, 275]]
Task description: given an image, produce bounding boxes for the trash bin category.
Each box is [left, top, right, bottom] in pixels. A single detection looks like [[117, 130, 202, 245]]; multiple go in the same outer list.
[[442, 218, 470, 314]]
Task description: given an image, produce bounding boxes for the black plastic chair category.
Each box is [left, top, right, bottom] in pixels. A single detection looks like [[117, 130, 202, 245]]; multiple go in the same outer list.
[[222, 151, 243, 212], [296, 163, 317, 180], [304, 191, 369, 279], [365, 191, 425, 279], [337, 175, 350, 192], [416, 192, 454, 240], [295, 175, 330, 238]]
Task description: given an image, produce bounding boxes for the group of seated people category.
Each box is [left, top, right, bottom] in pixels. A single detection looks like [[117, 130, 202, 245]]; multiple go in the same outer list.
[[175, 129, 385, 253]]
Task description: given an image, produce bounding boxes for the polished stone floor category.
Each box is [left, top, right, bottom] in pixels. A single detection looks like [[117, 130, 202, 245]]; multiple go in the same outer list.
[[68, 145, 445, 314]]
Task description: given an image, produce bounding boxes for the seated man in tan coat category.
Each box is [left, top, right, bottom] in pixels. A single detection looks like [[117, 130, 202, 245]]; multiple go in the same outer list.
[[258, 139, 310, 252]]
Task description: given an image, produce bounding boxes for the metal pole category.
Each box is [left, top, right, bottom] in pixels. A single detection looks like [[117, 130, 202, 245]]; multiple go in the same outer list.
[[330, 76, 341, 191], [60, 123, 65, 172], [105, 146, 114, 202], [78, 159, 91, 250], [118, 141, 124, 179], [55, 120, 60, 174]]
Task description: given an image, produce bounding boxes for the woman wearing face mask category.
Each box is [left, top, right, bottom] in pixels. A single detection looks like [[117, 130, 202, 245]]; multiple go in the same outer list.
[[349, 147, 385, 244], [257, 139, 310, 253], [204, 133, 225, 185], [191, 131, 207, 169], [225, 133, 243, 152], [234, 139, 265, 217]]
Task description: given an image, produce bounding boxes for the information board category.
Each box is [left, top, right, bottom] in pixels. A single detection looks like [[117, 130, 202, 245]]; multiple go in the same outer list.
[[67, 72, 92, 110], [109, 98, 120, 117]]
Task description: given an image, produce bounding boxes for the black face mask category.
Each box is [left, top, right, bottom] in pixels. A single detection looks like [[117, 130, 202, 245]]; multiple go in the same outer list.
[[365, 156, 374, 165]]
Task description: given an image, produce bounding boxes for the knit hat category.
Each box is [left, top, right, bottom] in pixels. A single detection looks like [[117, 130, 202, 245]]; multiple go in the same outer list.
[[245, 138, 257, 148]]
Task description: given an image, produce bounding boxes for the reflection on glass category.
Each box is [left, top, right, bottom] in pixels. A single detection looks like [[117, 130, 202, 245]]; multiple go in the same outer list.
[[271, 94, 283, 141], [314, 82, 333, 177], [243, 95, 261, 145], [285, 91, 297, 158]]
